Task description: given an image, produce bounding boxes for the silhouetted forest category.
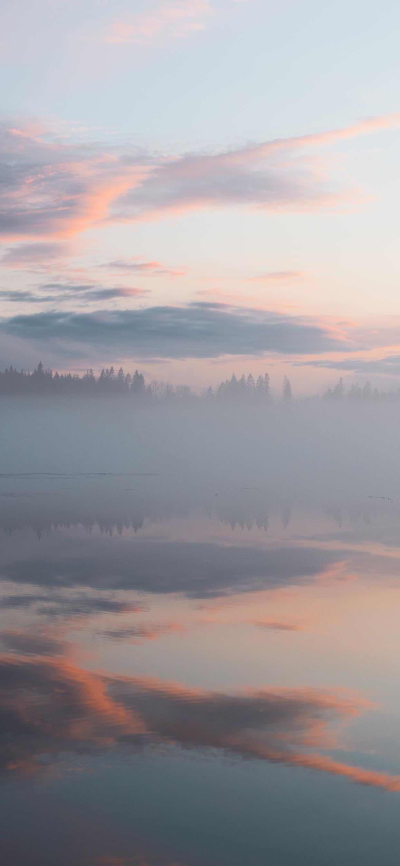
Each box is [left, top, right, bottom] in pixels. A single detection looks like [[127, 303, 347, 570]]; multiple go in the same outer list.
[[0, 363, 146, 397], [0, 364, 273, 402], [1, 363, 399, 403]]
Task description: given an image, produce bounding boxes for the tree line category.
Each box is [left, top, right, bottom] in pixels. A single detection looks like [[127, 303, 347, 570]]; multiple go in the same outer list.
[[0, 363, 146, 397], [322, 377, 400, 402], [0, 364, 283, 402], [2, 363, 398, 403]]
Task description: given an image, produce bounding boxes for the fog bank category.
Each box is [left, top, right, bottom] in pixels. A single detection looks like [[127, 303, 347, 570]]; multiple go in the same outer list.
[[1, 398, 400, 501]]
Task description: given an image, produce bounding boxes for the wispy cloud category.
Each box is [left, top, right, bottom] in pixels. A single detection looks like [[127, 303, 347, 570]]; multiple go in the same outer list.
[[248, 618, 306, 632], [249, 271, 306, 283], [0, 291, 45, 304], [297, 354, 400, 376], [101, 622, 185, 643], [1, 113, 399, 244], [0, 283, 148, 306], [0, 593, 141, 620], [100, 258, 186, 277], [0, 242, 70, 269], [114, 114, 400, 222], [195, 287, 299, 310], [105, 1, 211, 47], [0, 122, 149, 241]]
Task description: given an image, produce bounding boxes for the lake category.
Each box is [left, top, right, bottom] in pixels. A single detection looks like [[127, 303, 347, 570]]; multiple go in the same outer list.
[[1, 472, 400, 865]]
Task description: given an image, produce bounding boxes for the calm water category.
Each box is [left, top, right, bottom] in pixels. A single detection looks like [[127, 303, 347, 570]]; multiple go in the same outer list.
[[2, 473, 400, 864]]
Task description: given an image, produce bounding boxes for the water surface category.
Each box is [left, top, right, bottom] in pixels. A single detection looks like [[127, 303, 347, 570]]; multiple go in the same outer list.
[[1, 474, 400, 865]]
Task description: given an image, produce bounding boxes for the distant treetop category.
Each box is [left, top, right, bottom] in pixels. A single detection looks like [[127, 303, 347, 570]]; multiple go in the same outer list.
[[0, 365, 397, 404], [0, 364, 275, 402]]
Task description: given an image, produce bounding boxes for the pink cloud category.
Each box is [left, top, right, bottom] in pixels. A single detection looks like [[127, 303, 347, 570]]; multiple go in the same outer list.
[[115, 113, 400, 222], [0, 123, 150, 241], [100, 258, 186, 278], [1, 112, 399, 247], [106, 1, 211, 47], [249, 270, 306, 283]]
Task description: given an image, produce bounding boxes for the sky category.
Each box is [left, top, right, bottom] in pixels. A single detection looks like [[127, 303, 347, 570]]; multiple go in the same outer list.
[[1, 0, 400, 391]]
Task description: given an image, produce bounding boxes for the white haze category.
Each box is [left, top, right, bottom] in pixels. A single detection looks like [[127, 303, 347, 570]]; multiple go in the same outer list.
[[1, 398, 400, 503]]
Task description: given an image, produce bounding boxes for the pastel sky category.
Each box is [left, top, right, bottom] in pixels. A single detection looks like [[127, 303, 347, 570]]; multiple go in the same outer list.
[[1, 0, 400, 390]]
